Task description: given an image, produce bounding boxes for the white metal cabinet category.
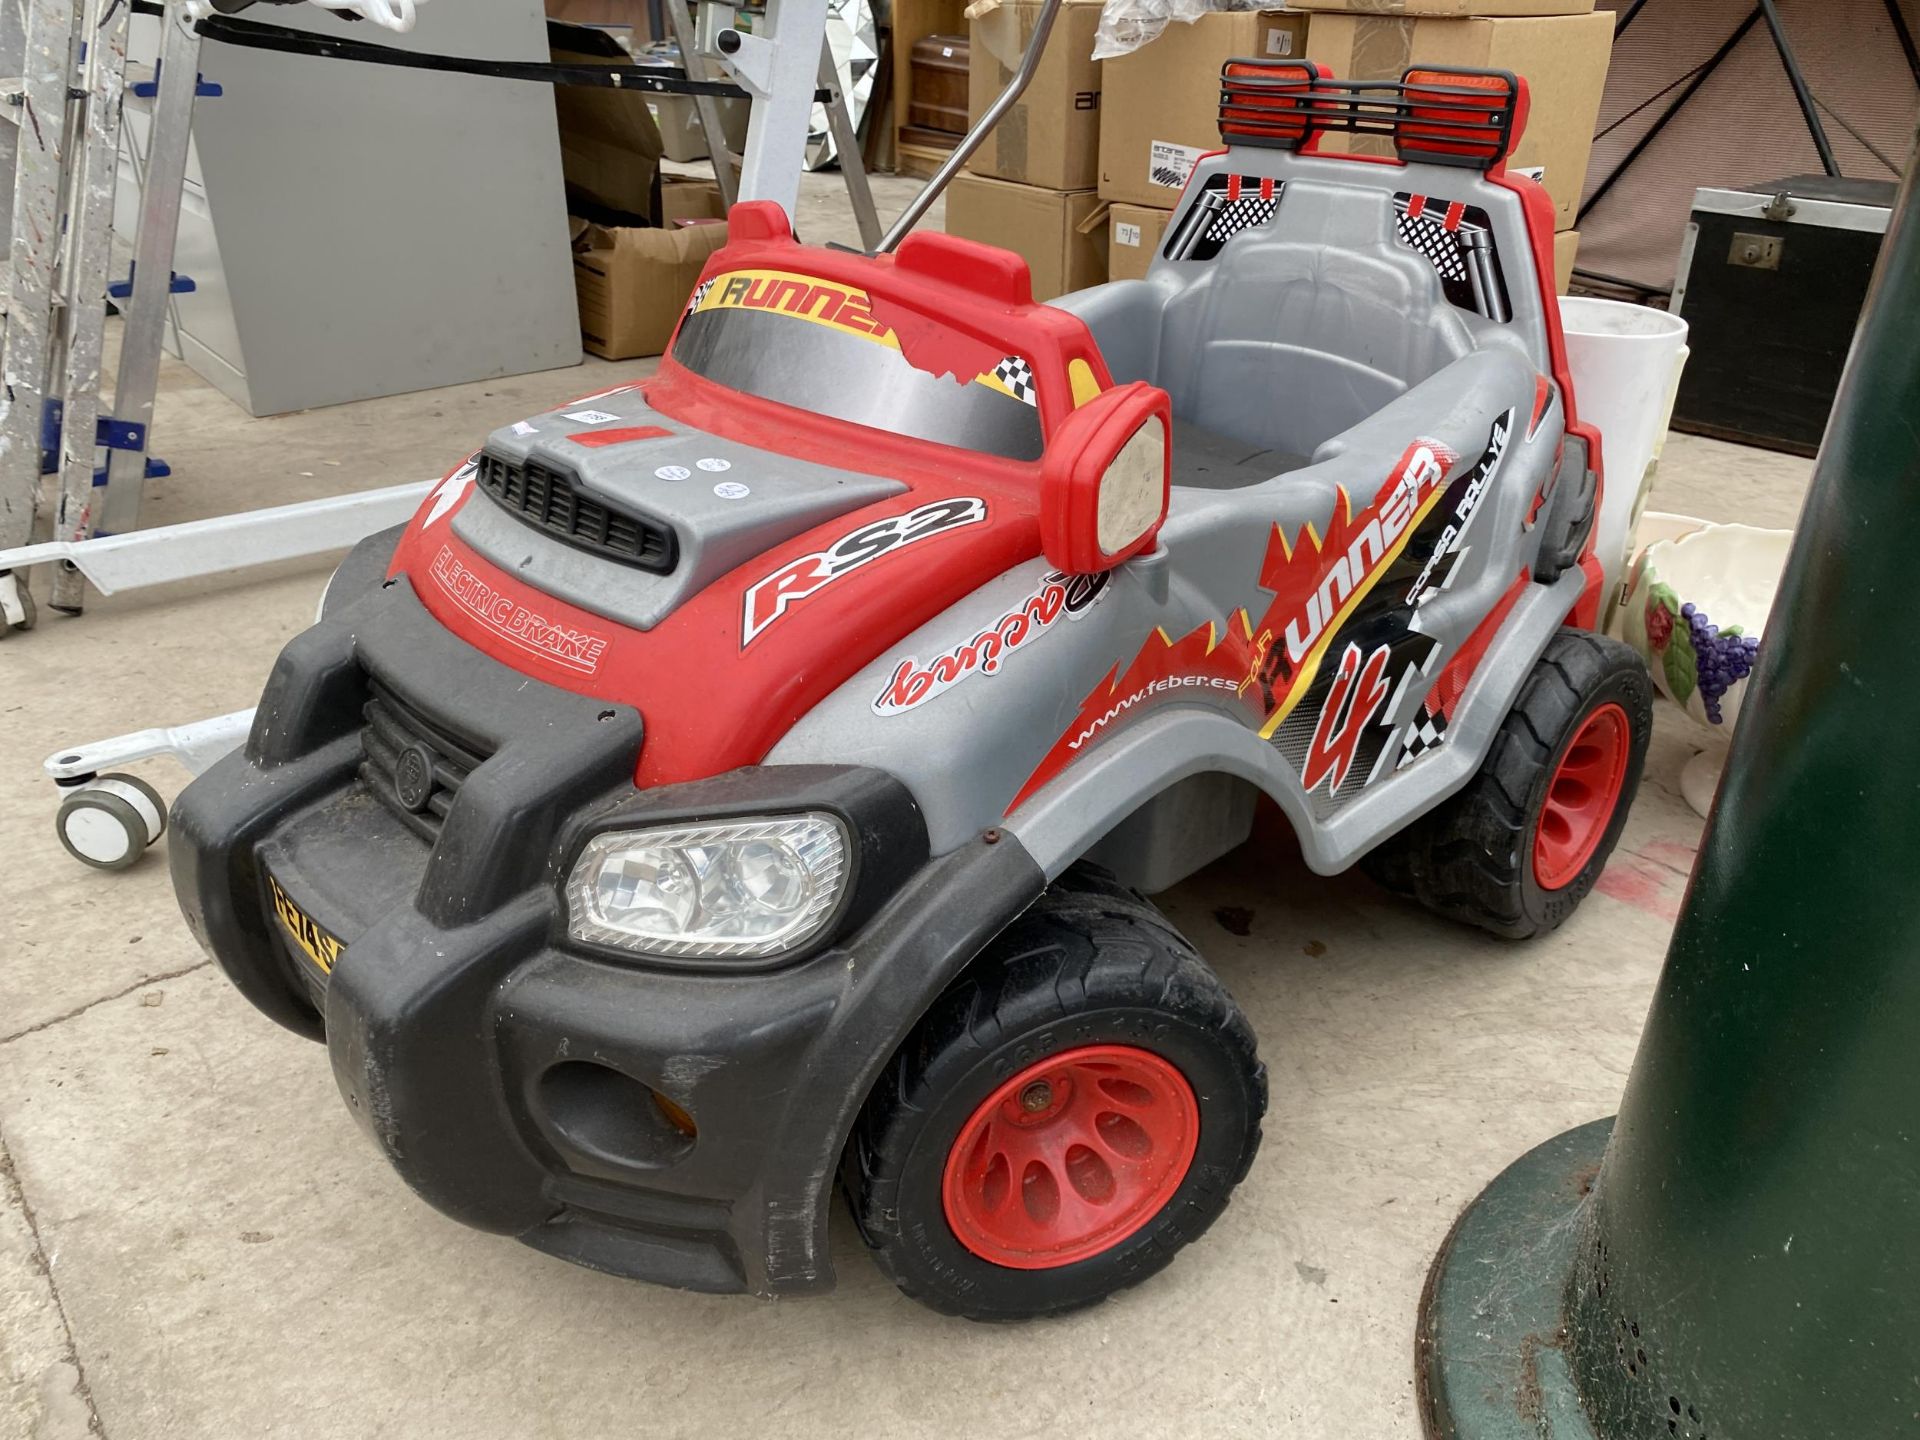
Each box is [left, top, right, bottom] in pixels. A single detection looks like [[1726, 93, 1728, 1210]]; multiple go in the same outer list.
[[117, 4, 581, 416]]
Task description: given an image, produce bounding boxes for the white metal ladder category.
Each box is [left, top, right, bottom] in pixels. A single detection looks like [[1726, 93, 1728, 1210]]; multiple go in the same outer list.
[[669, 0, 882, 250], [0, 0, 202, 631]]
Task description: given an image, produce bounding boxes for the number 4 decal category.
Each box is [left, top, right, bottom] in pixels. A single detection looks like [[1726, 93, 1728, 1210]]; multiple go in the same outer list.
[[1302, 642, 1393, 795]]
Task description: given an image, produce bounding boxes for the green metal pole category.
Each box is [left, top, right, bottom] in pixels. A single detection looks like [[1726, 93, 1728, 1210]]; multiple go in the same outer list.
[[1419, 136, 1920, 1440]]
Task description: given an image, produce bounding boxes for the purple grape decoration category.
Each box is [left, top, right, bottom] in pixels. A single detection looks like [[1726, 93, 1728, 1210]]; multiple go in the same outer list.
[[1684, 602, 1758, 725]]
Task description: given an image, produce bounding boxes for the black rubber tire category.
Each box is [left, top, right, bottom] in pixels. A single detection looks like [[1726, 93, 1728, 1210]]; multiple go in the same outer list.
[[1363, 629, 1652, 940], [842, 864, 1267, 1322]]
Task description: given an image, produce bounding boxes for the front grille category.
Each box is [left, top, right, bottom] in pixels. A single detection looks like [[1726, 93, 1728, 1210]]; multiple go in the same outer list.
[[359, 678, 491, 841], [475, 450, 676, 572]]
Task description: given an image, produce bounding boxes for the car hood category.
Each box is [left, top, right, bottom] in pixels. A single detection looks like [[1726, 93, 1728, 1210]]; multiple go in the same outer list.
[[387, 381, 1043, 789], [442, 383, 909, 632]]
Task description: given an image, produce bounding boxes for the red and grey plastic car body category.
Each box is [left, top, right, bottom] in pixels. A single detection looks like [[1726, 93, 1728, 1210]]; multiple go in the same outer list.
[[171, 64, 1649, 1316]]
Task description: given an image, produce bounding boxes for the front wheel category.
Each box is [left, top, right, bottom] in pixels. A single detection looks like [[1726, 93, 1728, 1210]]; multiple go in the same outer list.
[[842, 865, 1266, 1321], [1365, 629, 1652, 939]]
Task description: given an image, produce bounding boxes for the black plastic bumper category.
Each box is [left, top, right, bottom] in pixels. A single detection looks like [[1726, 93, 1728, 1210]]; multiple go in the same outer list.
[[170, 562, 1045, 1297]]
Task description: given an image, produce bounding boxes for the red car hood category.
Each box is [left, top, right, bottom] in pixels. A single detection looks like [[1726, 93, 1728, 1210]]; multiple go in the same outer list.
[[388, 374, 1043, 788]]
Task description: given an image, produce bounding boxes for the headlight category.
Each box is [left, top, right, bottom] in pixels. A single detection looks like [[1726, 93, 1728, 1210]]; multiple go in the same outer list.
[[565, 813, 850, 960]]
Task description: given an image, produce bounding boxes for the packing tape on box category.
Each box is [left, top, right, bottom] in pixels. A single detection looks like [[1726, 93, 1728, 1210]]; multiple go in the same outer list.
[[1348, 18, 1416, 74], [974, 2, 1024, 69], [1345, 19, 1416, 157], [973, 4, 1029, 174]]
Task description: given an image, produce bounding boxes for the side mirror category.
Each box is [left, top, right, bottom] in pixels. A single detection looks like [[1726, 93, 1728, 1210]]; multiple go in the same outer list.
[[1039, 381, 1172, 574]]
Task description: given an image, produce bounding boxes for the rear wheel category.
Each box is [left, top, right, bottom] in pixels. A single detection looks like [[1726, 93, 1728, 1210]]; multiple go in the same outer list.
[[1364, 630, 1651, 939], [843, 865, 1266, 1321]]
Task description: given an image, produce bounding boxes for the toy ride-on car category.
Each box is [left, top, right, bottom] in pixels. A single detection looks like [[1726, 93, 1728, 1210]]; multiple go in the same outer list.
[[171, 63, 1651, 1320]]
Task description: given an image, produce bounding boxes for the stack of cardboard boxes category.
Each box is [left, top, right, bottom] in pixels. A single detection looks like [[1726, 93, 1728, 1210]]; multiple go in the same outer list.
[[1099, 9, 1312, 279], [570, 177, 728, 361], [1099, 1, 1609, 289], [1297, 0, 1610, 290], [941, 0, 1110, 301], [549, 17, 734, 361]]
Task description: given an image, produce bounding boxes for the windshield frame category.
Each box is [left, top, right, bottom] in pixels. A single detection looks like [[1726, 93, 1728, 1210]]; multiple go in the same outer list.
[[670, 267, 1051, 462], [645, 226, 1111, 478]]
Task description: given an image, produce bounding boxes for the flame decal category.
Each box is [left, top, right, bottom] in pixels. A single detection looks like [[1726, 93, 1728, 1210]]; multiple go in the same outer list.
[[1003, 611, 1268, 812], [1009, 437, 1459, 811]]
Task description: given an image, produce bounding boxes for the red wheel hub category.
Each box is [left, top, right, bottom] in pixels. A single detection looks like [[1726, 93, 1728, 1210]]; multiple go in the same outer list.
[[1533, 701, 1631, 891], [941, 1044, 1199, 1270]]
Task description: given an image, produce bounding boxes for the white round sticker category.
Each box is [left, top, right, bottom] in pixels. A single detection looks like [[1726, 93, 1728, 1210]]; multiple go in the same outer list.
[[696, 457, 732, 472], [713, 481, 751, 500], [654, 464, 691, 481]]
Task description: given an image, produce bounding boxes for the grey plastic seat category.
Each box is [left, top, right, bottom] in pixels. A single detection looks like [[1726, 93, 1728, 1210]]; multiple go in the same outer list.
[[1163, 420, 1308, 491], [1054, 181, 1480, 476]]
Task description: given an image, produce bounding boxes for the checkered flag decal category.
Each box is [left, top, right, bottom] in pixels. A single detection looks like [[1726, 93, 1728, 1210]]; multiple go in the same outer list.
[[1394, 208, 1469, 283], [1206, 196, 1279, 244], [993, 355, 1039, 406], [686, 278, 714, 314], [1396, 706, 1449, 770]]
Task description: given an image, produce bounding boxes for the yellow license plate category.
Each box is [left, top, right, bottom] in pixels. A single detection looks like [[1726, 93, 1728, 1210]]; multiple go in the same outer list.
[[267, 873, 346, 976]]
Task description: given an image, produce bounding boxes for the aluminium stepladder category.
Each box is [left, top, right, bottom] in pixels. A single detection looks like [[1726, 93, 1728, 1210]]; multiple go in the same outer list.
[[0, 0, 202, 633], [666, 0, 882, 251]]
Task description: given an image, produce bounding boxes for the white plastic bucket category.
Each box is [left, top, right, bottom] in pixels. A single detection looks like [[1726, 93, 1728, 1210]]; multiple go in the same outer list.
[[1558, 297, 1690, 617]]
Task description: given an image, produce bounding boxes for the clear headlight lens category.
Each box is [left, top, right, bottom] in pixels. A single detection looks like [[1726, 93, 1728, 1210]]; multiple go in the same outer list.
[[565, 814, 850, 960]]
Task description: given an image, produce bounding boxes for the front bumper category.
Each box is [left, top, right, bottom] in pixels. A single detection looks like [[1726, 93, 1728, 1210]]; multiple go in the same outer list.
[[170, 573, 1044, 1296]]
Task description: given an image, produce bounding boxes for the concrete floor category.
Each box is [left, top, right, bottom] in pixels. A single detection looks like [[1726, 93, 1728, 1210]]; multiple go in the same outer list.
[[0, 169, 1816, 1439]]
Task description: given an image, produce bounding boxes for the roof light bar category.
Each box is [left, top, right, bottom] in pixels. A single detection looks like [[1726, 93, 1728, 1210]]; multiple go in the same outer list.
[[1218, 61, 1527, 171]]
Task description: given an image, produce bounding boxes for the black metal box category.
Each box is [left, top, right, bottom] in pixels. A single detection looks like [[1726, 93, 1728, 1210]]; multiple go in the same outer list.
[[1670, 174, 1894, 456]]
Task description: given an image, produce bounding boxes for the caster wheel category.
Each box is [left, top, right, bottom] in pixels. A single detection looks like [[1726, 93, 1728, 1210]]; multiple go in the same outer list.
[[55, 773, 167, 871]]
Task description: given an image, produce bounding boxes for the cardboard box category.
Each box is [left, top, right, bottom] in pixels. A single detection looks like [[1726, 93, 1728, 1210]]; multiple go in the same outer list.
[[1107, 202, 1174, 281], [1287, 0, 1591, 14], [552, 27, 665, 219], [1554, 229, 1578, 294], [944, 174, 1109, 302], [545, 0, 658, 38], [646, 95, 750, 164], [1098, 10, 1312, 208], [571, 219, 728, 360], [1305, 12, 1613, 228], [658, 176, 725, 227], [966, 0, 1104, 191]]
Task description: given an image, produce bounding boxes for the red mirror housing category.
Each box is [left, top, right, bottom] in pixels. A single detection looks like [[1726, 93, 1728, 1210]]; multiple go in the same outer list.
[[1039, 381, 1172, 574]]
